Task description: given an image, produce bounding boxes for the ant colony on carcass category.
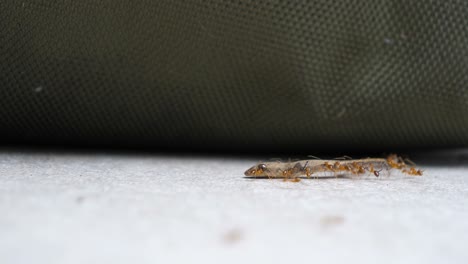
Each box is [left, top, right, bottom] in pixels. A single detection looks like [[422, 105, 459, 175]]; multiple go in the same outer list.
[[244, 155, 423, 182]]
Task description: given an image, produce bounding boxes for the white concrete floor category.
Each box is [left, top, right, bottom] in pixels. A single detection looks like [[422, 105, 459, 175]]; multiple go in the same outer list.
[[0, 149, 467, 264]]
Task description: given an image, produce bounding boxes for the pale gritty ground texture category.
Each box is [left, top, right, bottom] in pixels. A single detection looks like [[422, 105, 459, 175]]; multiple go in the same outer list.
[[0, 149, 467, 264]]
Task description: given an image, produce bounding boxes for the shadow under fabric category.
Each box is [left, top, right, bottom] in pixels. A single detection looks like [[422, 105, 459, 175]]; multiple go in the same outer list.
[[1, 1, 467, 152]]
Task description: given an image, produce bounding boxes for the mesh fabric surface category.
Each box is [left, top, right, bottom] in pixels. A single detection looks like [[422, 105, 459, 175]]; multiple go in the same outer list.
[[1, 1, 467, 152]]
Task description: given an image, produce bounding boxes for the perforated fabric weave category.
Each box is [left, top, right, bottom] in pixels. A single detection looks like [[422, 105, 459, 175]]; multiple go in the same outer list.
[[1, 1, 467, 152]]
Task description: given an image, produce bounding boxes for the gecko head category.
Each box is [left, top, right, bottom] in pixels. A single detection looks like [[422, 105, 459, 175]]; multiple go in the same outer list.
[[244, 163, 268, 177]]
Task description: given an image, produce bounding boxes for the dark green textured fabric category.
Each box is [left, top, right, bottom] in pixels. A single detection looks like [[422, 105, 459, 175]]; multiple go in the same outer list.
[[1, 1, 467, 152]]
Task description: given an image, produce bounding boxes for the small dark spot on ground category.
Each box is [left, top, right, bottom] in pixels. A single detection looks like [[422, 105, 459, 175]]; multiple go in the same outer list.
[[223, 229, 243, 245], [320, 215, 345, 228]]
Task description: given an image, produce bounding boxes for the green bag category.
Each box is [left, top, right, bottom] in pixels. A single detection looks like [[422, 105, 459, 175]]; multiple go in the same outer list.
[[1, 1, 467, 152]]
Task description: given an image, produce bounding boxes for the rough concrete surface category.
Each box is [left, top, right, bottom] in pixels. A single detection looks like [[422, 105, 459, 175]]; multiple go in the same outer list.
[[0, 149, 467, 264]]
